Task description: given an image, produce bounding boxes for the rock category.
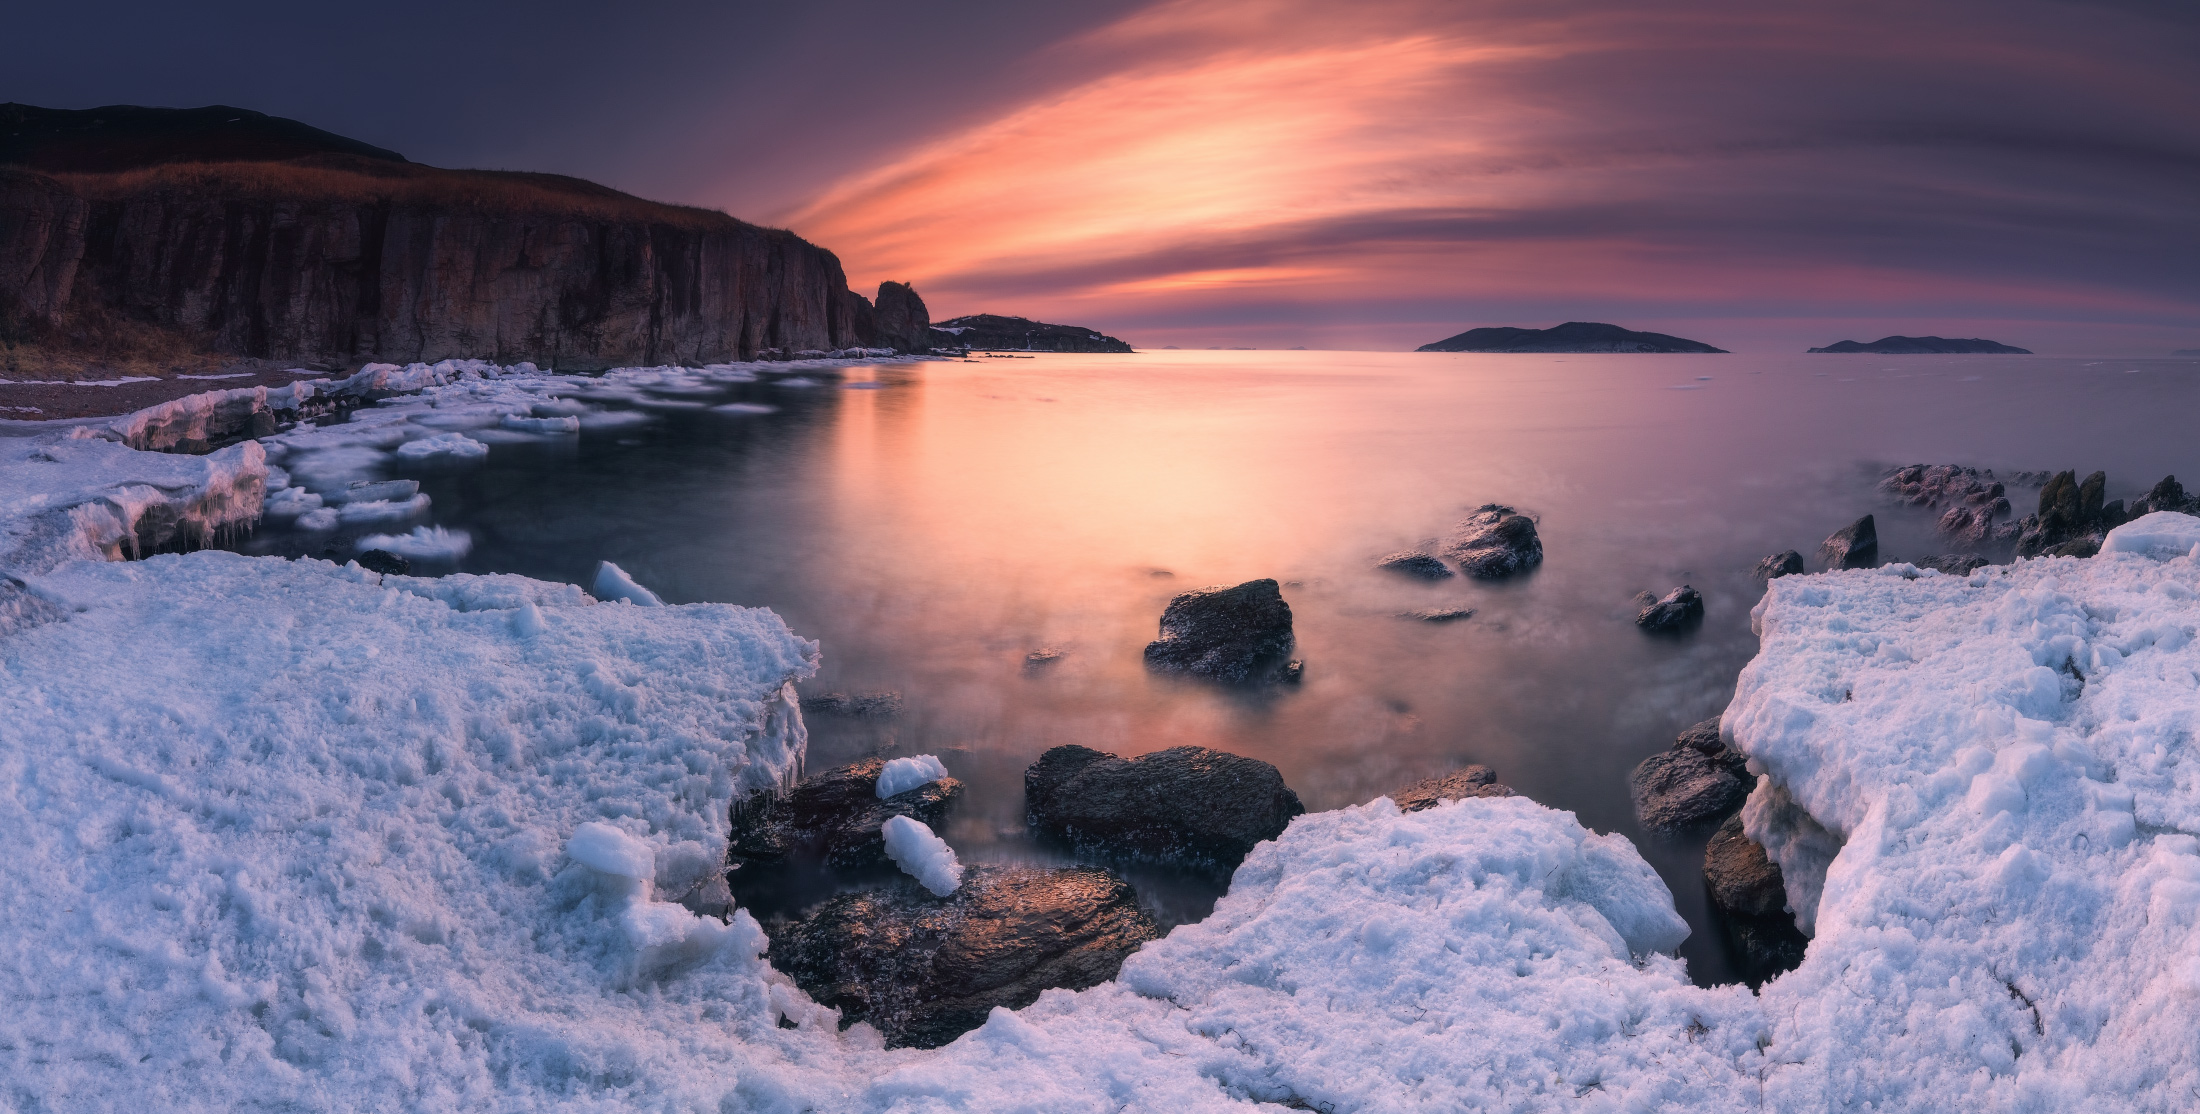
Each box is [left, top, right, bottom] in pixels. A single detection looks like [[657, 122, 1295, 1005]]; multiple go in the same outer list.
[[1629, 718, 1749, 832], [1635, 586, 1704, 633], [1416, 321, 1727, 353], [2048, 536, 2101, 559], [1818, 515, 1878, 569], [928, 314, 1133, 353], [1023, 647, 1066, 672], [1703, 814, 1808, 984], [1913, 554, 1989, 575], [1374, 551, 1453, 579], [1024, 744, 1305, 870], [772, 864, 1157, 1049], [1754, 551, 1804, 580], [1441, 505, 1543, 579], [1403, 606, 1475, 622], [1808, 336, 2030, 354], [1142, 579, 1297, 685], [2017, 469, 2118, 556], [799, 691, 903, 717], [355, 549, 410, 576], [2132, 475, 2196, 517], [727, 758, 962, 883], [871, 281, 932, 354], [1389, 765, 1513, 812]]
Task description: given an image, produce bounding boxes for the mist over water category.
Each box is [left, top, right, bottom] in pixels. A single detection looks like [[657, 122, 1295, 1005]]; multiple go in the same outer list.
[[245, 349, 2200, 986]]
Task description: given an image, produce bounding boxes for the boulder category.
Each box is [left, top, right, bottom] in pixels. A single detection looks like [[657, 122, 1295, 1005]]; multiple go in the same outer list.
[[772, 865, 1157, 1049], [728, 759, 962, 884], [1389, 765, 1513, 812], [1141, 579, 1298, 685], [1703, 814, 1808, 984], [1374, 551, 1453, 579], [1635, 586, 1704, 633], [1403, 606, 1475, 623], [2132, 475, 2196, 516], [1629, 718, 1750, 832], [1024, 744, 1304, 870], [1754, 551, 1804, 580], [2017, 469, 2121, 556], [355, 549, 410, 576], [1441, 505, 1543, 578], [1818, 514, 1878, 569]]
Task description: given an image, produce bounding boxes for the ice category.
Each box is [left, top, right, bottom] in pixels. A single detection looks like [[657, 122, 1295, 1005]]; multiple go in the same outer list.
[[499, 414, 582, 435], [568, 820, 658, 883], [330, 478, 419, 503], [261, 486, 323, 517], [712, 402, 780, 415], [881, 816, 964, 896], [295, 506, 338, 531], [355, 525, 473, 560], [2101, 510, 2200, 558], [593, 560, 665, 606], [0, 434, 267, 574], [334, 493, 431, 524], [394, 432, 490, 461], [877, 754, 950, 798]]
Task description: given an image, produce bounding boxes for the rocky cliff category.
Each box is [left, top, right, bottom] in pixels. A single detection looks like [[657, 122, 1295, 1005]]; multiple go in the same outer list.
[[1, 107, 929, 369], [930, 314, 1131, 353]]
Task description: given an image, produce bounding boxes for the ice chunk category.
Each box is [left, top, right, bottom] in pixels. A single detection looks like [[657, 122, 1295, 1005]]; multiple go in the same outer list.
[[394, 432, 489, 461], [877, 754, 950, 798], [354, 526, 472, 560], [567, 821, 657, 882], [295, 507, 339, 531], [2102, 511, 2200, 558], [262, 486, 323, 518], [336, 494, 431, 524], [332, 478, 420, 504], [593, 560, 665, 606], [499, 414, 581, 435], [881, 815, 963, 896], [710, 402, 779, 415]]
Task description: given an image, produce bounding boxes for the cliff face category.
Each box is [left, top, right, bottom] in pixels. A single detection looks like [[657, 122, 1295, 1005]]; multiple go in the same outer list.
[[1, 160, 924, 368]]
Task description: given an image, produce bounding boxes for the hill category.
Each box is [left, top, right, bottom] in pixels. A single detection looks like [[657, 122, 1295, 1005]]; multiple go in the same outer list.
[[931, 314, 1132, 353], [1417, 321, 1725, 353], [1807, 336, 2030, 354]]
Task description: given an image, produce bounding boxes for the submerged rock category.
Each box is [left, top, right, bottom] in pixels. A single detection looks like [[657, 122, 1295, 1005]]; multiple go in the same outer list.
[[1374, 551, 1453, 579], [1703, 814, 1808, 984], [1754, 551, 1804, 581], [1635, 586, 1704, 633], [1629, 718, 1749, 832], [355, 548, 410, 576], [1441, 505, 1543, 579], [799, 691, 903, 717], [1818, 514, 1878, 570], [1389, 765, 1513, 812], [1403, 606, 1475, 623], [728, 759, 961, 882], [1142, 578, 1297, 685], [1024, 744, 1304, 870], [772, 865, 1157, 1049]]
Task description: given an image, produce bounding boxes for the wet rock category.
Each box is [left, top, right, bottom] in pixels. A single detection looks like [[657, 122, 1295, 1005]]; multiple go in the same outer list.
[[1913, 554, 1989, 575], [1403, 606, 1475, 623], [1635, 586, 1704, 633], [1879, 464, 2003, 509], [772, 864, 1157, 1049], [1375, 551, 1453, 579], [1142, 578, 1297, 685], [1754, 551, 1804, 580], [728, 759, 961, 883], [1818, 514, 1878, 570], [800, 691, 903, 717], [1704, 814, 1807, 985], [2132, 475, 2197, 516], [1629, 718, 1749, 832], [2048, 536, 2101, 559], [1024, 744, 1304, 870], [355, 549, 410, 576], [1441, 505, 1543, 579], [1389, 765, 1513, 812], [1023, 647, 1066, 672], [2017, 469, 2117, 556]]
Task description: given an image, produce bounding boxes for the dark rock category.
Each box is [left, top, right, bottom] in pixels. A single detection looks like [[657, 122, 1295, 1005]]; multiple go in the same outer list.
[[1023, 647, 1066, 672], [355, 549, 410, 575], [1808, 336, 2030, 354], [871, 281, 932, 354], [1629, 718, 1750, 832], [1818, 515, 1878, 570], [245, 410, 280, 438], [1374, 551, 1453, 579], [1913, 554, 1989, 575], [2132, 476, 2196, 517], [800, 691, 903, 717], [1635, 586, 1704, 633], [1441, 505, 1543, 579], [1403, 606, 1475, 622], [772, 864, 1157, 1049], [1754, 551, 1804, 580], [1024, 744, 1304, 870], [1142, 579, 1296, 685], [2017, 469, 2119, 557], [728, 758, 961, 882], [1390, 765, 1513, 812], [2048, 536, 2101, 559], [1417, 321, 1727, 353], [1703, 814, 1808, 985]]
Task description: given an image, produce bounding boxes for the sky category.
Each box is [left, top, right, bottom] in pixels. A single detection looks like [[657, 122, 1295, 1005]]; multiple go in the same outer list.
[[9, 0, 2198, 353]]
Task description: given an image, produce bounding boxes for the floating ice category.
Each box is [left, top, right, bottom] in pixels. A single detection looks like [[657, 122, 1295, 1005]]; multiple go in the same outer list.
[[355, 525, 473, 560], [877, 754, 950, 798], [335, 493, 431, 524], [295, 506, 339, 531], [881, 815, 964, 896], [593, 560, 664, 606], [394, 431, 489, 461], [261, 486, 323, 517], [331, 478, 419, 504], [499, 414, 581, 435], [711, 402, 779, 415]]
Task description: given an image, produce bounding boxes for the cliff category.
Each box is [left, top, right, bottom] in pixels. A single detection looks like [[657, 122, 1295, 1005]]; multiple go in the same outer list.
[[1417, 321, 1726, 353], [930, 314, 1132, 353], [1807, 336, 2031, 354], [0, 106, 930, 370]]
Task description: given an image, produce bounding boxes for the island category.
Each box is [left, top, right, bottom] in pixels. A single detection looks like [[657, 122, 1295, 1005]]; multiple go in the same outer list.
[[930, 314, 1133, 353], [1807, 336, 2031, 354], [1416, 321, 1726, 353]]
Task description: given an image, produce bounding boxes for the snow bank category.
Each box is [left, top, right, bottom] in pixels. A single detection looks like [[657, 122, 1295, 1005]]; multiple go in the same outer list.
[[356, 525, 473, 560], [1730, 517, 2200, 1109], [877, 754, 950, 798], [593, 560, 665, 606], [0, 433, 267, 575], [881, 816, 964, 896]]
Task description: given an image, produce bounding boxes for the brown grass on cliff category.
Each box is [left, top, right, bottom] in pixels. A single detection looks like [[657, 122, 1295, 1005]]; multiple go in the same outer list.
[[47, 155, 757, 232]]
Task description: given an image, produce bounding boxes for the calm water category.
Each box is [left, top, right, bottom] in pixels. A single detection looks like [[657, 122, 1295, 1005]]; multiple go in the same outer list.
[[241, 349, 2200, 985]]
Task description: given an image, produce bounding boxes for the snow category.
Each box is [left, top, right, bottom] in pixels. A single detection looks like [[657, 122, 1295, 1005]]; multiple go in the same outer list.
[[2101, 510, 2200, 558], [877, 754, 950, 798], [356, 525, 474, 560], [593, 560, 665, 607], [0, 433, 267, 575], [394, 432, 490, 461], [881, 816, 964, 896]]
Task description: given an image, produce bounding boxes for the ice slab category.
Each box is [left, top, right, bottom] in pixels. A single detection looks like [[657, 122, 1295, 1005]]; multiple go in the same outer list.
[[881, 815, 964, 896], [355, 525, 473, 560], [877, 754, 950, 798], [593, 560, 664, 606]]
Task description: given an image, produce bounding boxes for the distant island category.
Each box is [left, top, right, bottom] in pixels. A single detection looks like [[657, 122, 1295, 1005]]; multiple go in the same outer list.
[[2174, 349, 2200, 357], [1416, 321, 1726, 353], [1807, 336, 2031, 354], [931, 315, 1132, 353]]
